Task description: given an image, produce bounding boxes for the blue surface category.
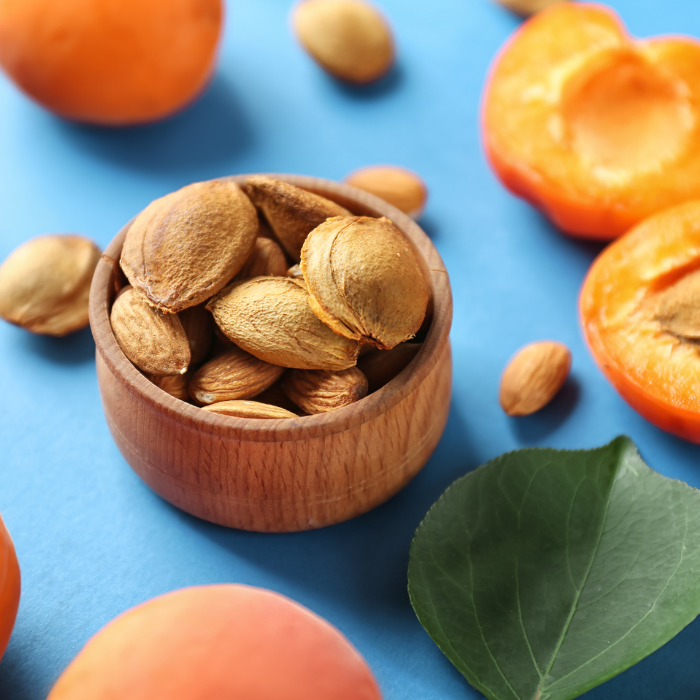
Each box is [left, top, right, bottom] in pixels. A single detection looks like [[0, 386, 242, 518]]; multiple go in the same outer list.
[[1, 1, 700, 698]]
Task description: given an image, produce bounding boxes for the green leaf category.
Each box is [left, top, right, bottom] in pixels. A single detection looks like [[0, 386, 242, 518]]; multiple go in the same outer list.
[[408, 436, 700, 700]]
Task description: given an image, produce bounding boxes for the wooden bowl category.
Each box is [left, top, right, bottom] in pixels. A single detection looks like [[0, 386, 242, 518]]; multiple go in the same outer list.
[[89, 175, 453, 532]]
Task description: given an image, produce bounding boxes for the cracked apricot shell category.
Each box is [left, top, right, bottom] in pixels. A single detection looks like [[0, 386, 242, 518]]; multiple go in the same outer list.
[[580, 200, 700, 442], [483, 3, 700, 239]]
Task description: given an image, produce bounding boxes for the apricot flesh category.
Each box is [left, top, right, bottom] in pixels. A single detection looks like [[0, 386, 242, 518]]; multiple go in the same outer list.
[[483, 4, 700, 239], [580, 200, 700, 442], [47, 584, 382, 700], [0, 0, 223, 125], [0, 513, 20, 662]]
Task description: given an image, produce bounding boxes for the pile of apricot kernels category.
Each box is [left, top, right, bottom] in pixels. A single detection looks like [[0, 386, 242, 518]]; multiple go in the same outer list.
[[483, 3, 700, 239]]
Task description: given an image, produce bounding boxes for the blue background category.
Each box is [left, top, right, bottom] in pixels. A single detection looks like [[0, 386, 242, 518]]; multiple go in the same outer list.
[[1, 0, 699, 698]]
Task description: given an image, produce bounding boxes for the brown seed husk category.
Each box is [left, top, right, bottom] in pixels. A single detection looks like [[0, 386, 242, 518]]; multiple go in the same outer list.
[[499, 341, 571, 416], [207, 277, 360, 370], [111, 287, 191, 376], [213, 324, 236, 354], [146, 372, 190, 401], [256, 215, 276, 240], [255, 382, 304, 415], [345, 166, 428, 218], [188, 346, 285, 405], [495, 0, 567, 17], [245, 176, 350, 260], [293, 0, 395, 84], [358, 342, 422, 393], [0, 234, 100, 336], [235, 238, 288, 280], [202, 400, 297, 419], [301, 216, 429, 349], [283, 367, 368, 414], [120, 180, 258, 313], [655, 269, 700, 340], [178, 305, 214, 366], [286, 264, 304, 280]]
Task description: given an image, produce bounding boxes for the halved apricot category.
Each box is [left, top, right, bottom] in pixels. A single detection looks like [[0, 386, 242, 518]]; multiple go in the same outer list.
[[581, 200, 700, 442], [483, 4, 700, 239]]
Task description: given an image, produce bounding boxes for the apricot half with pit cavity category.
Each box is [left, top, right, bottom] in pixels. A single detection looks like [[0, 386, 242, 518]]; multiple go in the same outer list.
[[483, 4, 700, 239], [581, 200, 700, 442]]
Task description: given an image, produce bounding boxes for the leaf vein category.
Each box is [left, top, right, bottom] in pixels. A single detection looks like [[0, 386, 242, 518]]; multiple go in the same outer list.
[[544, 503, 689, 694], [531, 458, 616, 700]]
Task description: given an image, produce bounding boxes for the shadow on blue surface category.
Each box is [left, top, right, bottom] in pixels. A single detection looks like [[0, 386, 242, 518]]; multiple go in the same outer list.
[[324, 62, 405, 101], [532, 208, 609, 262], [51, 75, 255, 176], [417, 214, 440, 241], [18, 326, 95, 366], [0, 649, 36, 700], [509, 375, 581, 444]]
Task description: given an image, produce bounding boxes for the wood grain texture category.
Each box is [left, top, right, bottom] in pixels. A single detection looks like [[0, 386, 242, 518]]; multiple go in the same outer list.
[[90, 175, 453, 532]]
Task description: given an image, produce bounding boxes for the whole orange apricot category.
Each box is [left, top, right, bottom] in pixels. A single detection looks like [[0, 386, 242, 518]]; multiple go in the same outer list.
[[0, 513, 21, 662], [48, 585, 382, 700], [581, 200, 700, 442], [483, 4, 700, 239], [0, 0, 223, 125]]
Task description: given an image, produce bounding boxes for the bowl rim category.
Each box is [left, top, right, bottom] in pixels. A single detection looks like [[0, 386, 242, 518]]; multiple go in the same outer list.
[[89, 174, 452, 442]]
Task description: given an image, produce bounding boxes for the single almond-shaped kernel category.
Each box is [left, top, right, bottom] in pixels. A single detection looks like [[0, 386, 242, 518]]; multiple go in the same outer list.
[[0, 234, 100, 336], [499, 341, 571, 416], [188, 347, 285, 405], [301, 216, 429, 349], [655, 269, 700, 340], [283, 367, 368, 414], [293, 0, 394, 84], [207, 277, 360, 370], [245, 176, 350, 260], [235, 238, 288, 280], [178, 305, 214, 366], [494, 0, 567, 17], [358, 342, 421, 393], [202, 400, 298, 419], [345, 166, 428, 219], [286, 264, 304, 280], [120, 180, 258, 313], [111, 287, 190, 376], [145, 372, 190, 401]]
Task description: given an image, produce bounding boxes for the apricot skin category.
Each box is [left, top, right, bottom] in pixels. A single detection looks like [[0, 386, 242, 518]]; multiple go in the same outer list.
[[0, 0, 223, 125], [483, 4, 700, 240], [580, 200, 700, 442], [47, 585, 382, 700], [0, 513, 20, 662]]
